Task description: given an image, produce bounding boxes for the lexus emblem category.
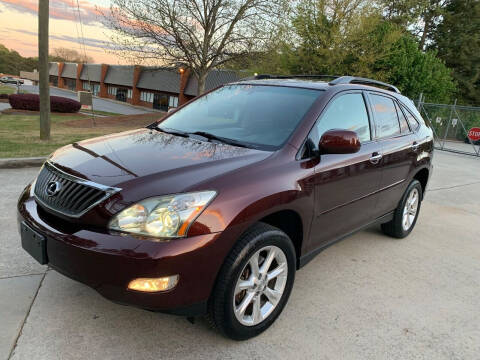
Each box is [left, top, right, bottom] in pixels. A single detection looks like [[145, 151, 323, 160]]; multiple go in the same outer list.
[[46, 181, 62, 196]]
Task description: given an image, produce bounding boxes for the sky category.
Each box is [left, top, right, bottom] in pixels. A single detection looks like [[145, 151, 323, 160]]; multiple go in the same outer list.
[[0, 0, 122, 63]]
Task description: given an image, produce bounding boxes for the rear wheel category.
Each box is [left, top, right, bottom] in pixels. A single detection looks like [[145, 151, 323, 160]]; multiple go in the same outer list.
[[208, 223, 296, 340], [381, 180, 422, 238]]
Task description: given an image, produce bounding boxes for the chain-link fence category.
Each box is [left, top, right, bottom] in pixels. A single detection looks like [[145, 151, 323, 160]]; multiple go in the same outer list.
[[417, 96, 480, 157]]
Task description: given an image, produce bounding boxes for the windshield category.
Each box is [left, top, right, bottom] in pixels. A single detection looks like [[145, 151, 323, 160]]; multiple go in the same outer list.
[[158, 84, 323, 150]]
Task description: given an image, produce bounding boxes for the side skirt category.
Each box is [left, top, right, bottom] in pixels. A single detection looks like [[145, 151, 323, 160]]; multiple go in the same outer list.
[[298, 211, 394, 269]]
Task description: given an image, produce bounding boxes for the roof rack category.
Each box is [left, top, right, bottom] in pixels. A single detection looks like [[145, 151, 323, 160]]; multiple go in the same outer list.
[[247, 74, 401, 94], [329, 76, 400, 93], [251, 74, 339, 81]]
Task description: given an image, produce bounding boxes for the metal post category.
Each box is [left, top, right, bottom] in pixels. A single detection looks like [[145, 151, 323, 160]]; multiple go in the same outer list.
[[441, 99, 456, 150], [416, 93, 423, 110], [38, 0, 50, 140], [419, 104, 441, 147]]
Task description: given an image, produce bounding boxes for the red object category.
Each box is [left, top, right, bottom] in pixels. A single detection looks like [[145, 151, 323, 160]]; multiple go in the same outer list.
[[319, 129, 361, 154], [9, 93, 81, 113], [467, 127, 480, 141], [17, 80, 434, 316]]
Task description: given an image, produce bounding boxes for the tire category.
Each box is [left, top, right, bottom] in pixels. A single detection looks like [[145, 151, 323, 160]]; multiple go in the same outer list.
[[381, 179, 423, 239], [208, 222, 296, 340]]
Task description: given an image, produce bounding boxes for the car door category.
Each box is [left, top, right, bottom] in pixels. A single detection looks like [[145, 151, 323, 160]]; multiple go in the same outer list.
[[367, 92, 419, 216], [306, 91, 384, 250]]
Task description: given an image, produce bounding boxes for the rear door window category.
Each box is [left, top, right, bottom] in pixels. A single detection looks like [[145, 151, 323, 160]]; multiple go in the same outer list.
[[370, 94, 401, 139]]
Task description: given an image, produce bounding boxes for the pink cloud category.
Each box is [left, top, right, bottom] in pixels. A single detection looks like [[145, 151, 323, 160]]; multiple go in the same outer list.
[[1, 0, 107, 24]]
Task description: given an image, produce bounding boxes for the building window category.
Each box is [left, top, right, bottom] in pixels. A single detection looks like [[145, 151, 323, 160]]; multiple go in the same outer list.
[[127, 89, 132, 99], [91, 84, 100, 96], [108, 86, 117, 96], [64, 78, 76, 91], [82, 81, 90, 91], [169, 96, 179, 108], [140, 91, 154, 103]]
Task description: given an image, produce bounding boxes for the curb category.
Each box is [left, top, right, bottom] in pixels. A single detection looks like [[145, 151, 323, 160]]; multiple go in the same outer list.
[[0, 157, 46, 169]]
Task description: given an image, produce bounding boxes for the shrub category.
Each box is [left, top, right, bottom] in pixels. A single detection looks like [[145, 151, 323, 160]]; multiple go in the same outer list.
[[9, 93, 81, 113], [0, 93, 9, 99]]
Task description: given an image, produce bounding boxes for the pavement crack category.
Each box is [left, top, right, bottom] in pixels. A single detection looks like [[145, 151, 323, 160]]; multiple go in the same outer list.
[[7, 270, 47, 360], [427, 180, 480, 192], [0, 272, 46, 280]]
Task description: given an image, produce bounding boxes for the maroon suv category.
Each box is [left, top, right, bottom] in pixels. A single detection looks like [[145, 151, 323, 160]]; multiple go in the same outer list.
[[18, 75, 433, 340]]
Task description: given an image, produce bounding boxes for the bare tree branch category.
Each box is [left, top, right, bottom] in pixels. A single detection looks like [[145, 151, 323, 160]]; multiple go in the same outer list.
[[101, 0, 288, 93]]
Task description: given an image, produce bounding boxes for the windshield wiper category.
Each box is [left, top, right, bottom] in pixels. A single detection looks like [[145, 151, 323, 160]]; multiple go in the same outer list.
[[189, 131, 249, 148], [155, 127, 189, 137]]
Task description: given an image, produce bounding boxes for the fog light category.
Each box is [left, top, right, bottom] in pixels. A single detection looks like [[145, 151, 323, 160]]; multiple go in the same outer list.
[[127, 275, 179, 292]]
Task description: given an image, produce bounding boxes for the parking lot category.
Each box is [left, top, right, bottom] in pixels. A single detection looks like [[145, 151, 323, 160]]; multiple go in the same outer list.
[[1, 150, 479, 360]]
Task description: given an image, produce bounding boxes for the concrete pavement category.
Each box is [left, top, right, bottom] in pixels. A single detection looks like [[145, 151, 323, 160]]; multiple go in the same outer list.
[[3, 84, 152, 115], [1, 151, 479, 360]]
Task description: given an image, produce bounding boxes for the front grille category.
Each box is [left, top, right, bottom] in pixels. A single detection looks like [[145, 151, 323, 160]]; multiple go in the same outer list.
[[34, 162, 120, 217]]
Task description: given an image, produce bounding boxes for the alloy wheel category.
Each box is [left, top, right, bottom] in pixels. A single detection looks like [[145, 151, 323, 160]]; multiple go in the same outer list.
[[233, 245, 288, 326], [402, 188, 419, 231]]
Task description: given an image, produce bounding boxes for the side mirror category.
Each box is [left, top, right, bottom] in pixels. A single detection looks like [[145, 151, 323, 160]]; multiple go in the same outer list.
[[319, 129, 361, 154]]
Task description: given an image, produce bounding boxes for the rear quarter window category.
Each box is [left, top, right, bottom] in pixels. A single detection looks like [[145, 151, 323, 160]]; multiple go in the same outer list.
[[400, 104, 420, 131]]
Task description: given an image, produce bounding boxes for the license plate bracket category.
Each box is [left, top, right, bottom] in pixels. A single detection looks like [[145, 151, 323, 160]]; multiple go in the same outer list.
[[21, 221, 48, 265]]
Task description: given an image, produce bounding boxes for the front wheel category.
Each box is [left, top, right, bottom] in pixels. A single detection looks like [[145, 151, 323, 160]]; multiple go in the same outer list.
[[208, 223, 296, 340], [381, 179, 423, 238]]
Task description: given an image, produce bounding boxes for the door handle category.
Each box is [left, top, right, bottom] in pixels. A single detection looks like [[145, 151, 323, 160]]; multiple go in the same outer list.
[[411, 142, 419, 151], [369, 153, 383, 164]]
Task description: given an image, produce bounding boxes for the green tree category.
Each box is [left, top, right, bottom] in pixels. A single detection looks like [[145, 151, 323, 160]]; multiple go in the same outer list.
[[432, 0, 480, 105], [380, 35, 456, 102], [0, 45, 37, 75]]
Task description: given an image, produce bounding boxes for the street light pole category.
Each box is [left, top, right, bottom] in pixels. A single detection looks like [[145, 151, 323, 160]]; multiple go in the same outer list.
[[38, 0, 50, 140]]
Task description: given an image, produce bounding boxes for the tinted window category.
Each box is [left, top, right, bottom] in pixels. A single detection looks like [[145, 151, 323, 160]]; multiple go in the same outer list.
[[159, 85, 323, 150], [312, 93, 371, 143], [395, 102, 410, 133], [400, 104, 420, 130], [371, 94, 401, 138]]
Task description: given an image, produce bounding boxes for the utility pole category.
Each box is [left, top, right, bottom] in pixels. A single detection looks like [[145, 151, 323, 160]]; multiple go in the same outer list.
[[38, 0, 50, 140]]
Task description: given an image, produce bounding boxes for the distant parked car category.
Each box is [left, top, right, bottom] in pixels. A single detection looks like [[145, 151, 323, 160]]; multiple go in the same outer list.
[[0, 76, 24, 85]]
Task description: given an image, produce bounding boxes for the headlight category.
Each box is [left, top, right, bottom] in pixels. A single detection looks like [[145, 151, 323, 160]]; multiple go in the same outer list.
[[108, 191, 216, 239]]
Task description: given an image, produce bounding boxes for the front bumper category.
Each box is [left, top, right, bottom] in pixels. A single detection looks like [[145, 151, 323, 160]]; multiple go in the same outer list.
[[17, 186, 227, 315]]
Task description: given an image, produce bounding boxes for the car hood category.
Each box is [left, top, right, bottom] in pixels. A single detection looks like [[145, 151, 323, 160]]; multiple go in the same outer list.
[[48, 128, 271, 193]]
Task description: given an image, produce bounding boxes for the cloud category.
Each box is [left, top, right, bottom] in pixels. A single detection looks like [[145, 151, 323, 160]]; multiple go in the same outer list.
[[6, 28, 110, 50], [51, 34, 110, 50], [1, 0, 108, 25]]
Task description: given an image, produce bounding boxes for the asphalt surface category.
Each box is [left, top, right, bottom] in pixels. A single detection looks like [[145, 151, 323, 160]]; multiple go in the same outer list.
[[1, 151, 479, 360], [2, 84, 152, 115]]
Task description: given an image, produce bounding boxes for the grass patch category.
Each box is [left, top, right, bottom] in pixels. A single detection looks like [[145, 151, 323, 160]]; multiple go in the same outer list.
[[0, 84, 15, 95], [0, 112, 158, 158]]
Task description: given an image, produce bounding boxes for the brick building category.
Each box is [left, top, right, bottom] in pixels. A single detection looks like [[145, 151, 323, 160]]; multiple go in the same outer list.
[[48, 62, 240, 110]]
